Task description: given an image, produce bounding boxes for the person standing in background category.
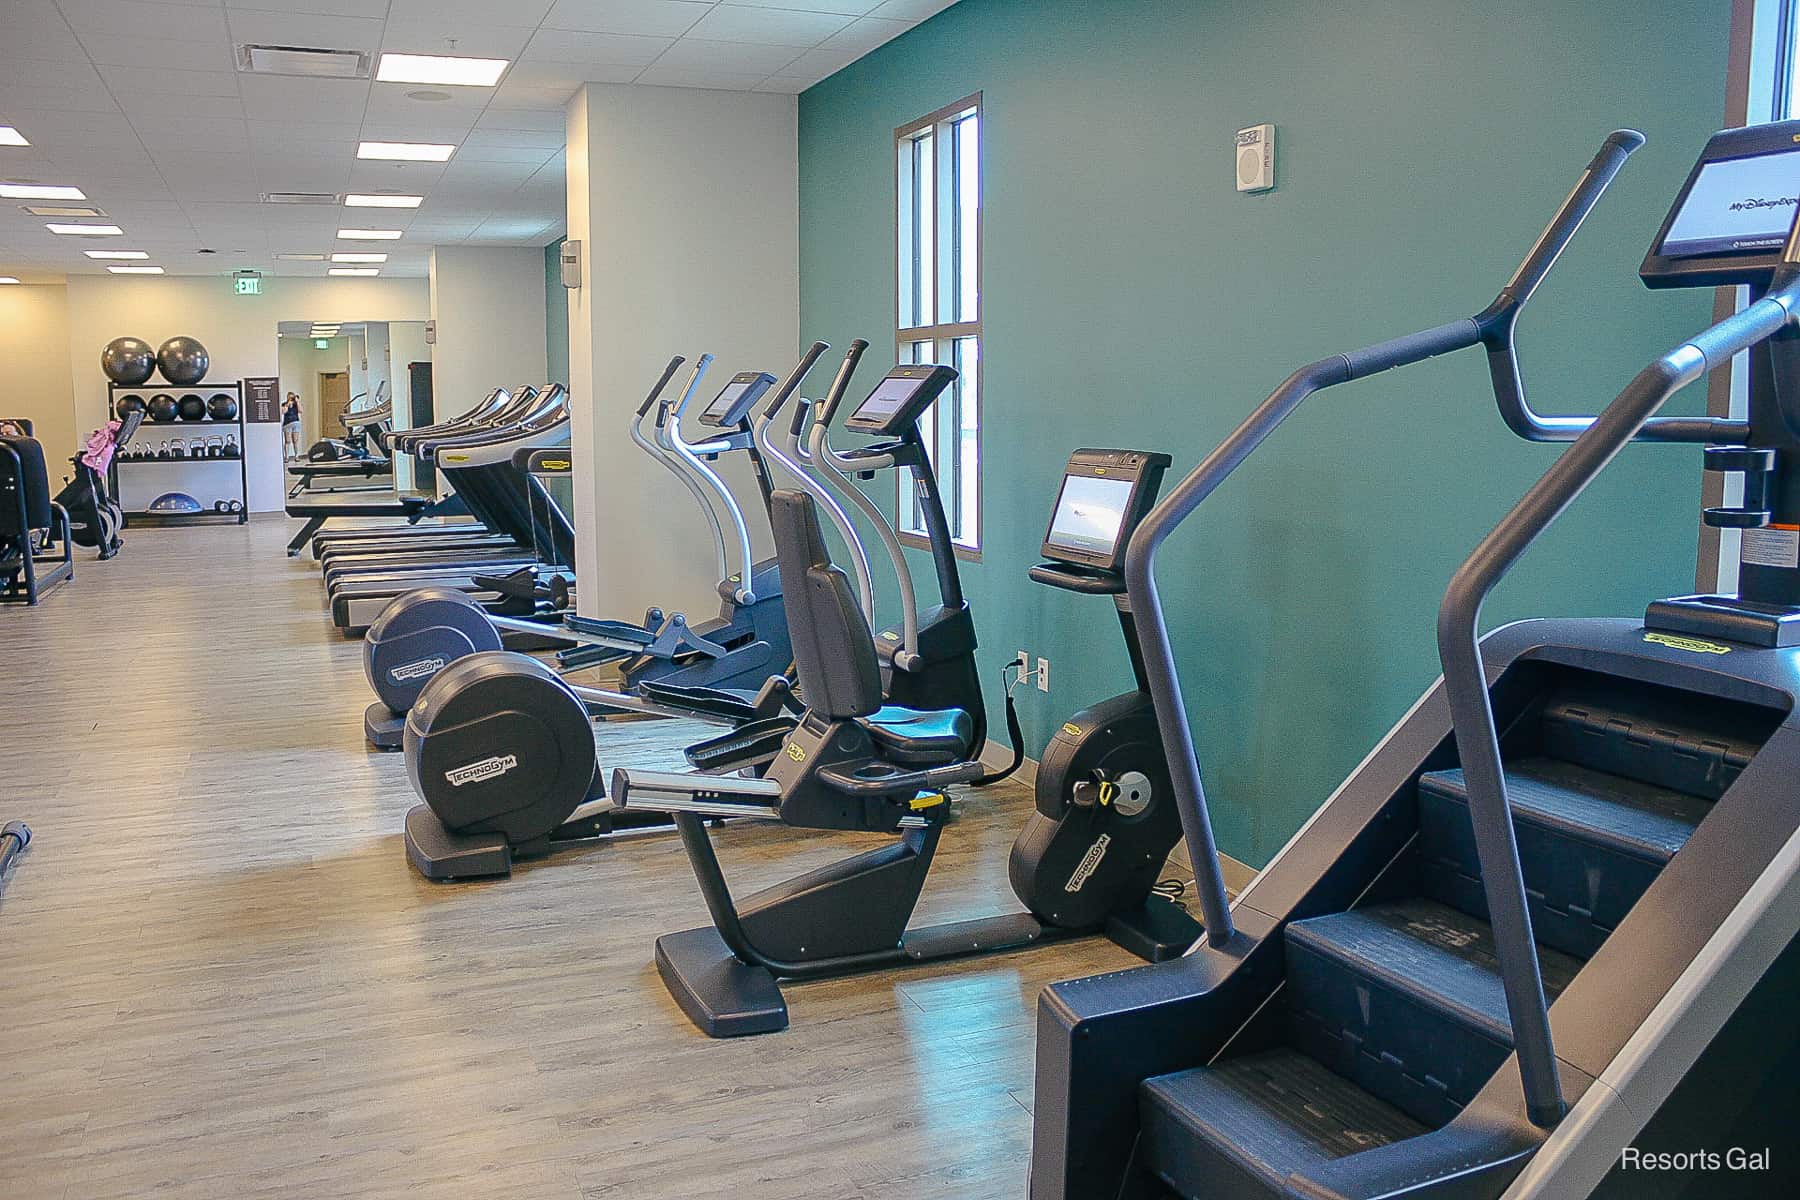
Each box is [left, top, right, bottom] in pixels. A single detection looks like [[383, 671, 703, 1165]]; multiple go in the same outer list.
[[282, 393, 302, 460]]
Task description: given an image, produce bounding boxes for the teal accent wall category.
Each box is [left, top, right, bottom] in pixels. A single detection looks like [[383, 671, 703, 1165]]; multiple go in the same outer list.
[[798, 0, 1732, 867], [545, 238, 570, 386]]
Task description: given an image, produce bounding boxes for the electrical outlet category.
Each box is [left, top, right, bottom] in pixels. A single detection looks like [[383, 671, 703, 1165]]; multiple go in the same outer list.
[[1036, 656, 1050, 692], [1016, 649, 1031, 675]]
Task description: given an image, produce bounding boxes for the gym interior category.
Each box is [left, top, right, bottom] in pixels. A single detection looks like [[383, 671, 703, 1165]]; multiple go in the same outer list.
[[3, 2, 1799, 1198]]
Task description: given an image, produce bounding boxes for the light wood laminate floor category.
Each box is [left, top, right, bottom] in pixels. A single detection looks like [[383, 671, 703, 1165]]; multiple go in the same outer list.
[[0, 518, 1174, 1200]]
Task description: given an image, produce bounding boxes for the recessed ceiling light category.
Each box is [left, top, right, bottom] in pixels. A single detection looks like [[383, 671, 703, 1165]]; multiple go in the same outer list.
[[107, 265, 164, 274], [0, 277, 20, 285], [47, 223, 123, 235], [357, 141, 455, 162], [83, 250, 149, 260], [22, 205, 105, 217], [344, 193, 422, 208], [0, 127, 29, 147], [337, 228, 402, 240], [3, 183, 87, 200], [376, 53, 508, 87], [327, 268, 379, 276], [275, 253, 327, 261], [330, 252, 387, 263]]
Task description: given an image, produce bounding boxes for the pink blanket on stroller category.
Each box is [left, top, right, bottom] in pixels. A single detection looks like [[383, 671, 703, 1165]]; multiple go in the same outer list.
[[80, 420, 121, 473]]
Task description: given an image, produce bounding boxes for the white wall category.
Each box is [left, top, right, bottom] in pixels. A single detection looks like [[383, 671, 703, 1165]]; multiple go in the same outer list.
[[63, 275, 429, 511], [566, 83, 799, 620], [428, 246, 548, 424], [0, 283, 78, 463]]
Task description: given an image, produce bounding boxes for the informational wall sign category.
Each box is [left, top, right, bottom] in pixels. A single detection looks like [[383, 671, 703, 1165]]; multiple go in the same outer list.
[[244, 376, 281, 423]]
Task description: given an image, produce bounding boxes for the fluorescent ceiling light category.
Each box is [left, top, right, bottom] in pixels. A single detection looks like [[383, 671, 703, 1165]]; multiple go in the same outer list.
[[0, 127, 29, 147], [344, 193, 422, 208], [47, 223, 123, 235], [0, 277, 19, 284], [22, 205, 104, 217], [327, 267, 379, 276], [357, 141, 455, 162], [330, 252, 386, 263], [376, 53, 508, 87], [3, 183, 86, 200], [337, 228, 401, 240], [84, 250, 149, 260], [108, 265, 163, 274], [275, 252, 327, 261]]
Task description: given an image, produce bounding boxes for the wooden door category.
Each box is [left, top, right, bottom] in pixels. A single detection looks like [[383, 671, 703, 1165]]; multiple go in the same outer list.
[[318, 372, 350, 443]]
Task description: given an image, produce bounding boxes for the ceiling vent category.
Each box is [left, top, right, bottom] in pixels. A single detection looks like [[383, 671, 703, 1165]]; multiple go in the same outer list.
[[238, 44, 371, 79], [261, 191, 341, 206]]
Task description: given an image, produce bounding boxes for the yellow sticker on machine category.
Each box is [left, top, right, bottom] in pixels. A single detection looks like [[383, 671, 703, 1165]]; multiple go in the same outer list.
[[1062, 722, 1083, 737], [784, 742, 806, 762], [1644, 632, 1732, 655]]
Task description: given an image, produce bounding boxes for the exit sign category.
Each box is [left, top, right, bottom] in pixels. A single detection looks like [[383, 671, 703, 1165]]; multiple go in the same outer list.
[[235, 276, 261, 295]]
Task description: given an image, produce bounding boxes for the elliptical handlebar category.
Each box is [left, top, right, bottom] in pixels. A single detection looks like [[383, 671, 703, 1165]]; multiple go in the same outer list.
[[758, 342, 831, 422], [638, 356, 685, 418], [1124, 131, 1643, 954], [818, 339, 869, 426]]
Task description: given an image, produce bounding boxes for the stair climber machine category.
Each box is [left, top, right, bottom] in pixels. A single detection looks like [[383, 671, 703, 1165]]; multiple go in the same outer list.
[[1029, 125, 1800, 1200], [326, 385, 578, 634], [601, 411, 1209, 1039], [393, 348, 867, 879], [362, 349, 818, 752]]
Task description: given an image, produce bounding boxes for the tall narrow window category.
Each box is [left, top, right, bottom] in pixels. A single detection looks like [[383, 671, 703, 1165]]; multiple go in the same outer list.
[[896, 94, 981, 552]]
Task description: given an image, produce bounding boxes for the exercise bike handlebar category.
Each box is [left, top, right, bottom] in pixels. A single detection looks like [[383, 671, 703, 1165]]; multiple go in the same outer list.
[[1124, 130, 1644, 951]]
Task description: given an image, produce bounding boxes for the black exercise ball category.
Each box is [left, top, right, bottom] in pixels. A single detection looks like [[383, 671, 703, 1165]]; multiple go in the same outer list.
[[156, 336, 209, 385], [115, 394, 148, 419], [177, 393, 206, 421], [205, 393, 238, 422], [100, 337, 156, 385], [147, 394, 179, 422]]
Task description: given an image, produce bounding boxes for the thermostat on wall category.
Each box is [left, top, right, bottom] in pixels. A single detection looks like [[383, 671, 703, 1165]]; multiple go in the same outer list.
[[561, 239, 583, 290], [424, 319, 435, 345], [1236, 124, 1275, 192]]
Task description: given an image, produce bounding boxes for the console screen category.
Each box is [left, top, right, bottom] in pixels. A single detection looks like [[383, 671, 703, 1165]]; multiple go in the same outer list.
[[702, 379, 753, 423], [852, 376, 922, 426], [1659, 149, 1800, 259], [1046, 474, 1135, 558]]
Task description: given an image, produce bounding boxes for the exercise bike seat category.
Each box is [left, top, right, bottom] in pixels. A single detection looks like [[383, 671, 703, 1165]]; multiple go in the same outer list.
[[859, 706, 974, 766]]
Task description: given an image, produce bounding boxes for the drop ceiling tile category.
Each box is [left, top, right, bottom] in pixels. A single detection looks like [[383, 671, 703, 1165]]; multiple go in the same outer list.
[[751, 75, 813, 94], [472, 108, 565, 135], [97, 65, 243, 96], [245, 119, 365, 143], [224, 10, 386, 53], [363, 83, 490, 125], [77, 34, 238, 72], [684, 5, 855, 47], [384, 0, 555, 28], [654, 38, 807, 74], [634, 66, 773, 90], [346, 161, 449, 190], [378, 23, 534, 60], [819, 15, 914, 53], [460, 133, 563, 159], [134, 117, 254, 153], [0, 3, 91, 63], [113, 92, 249, 120], [730, 0, 884, 13], [238, 75, 372, 123], [1, 57, 108, 91], [540, 0, 710, 37], [225, 0, 390, 17], [775, 44, 865, 79], [58, 0, 231, 41], [504, 60, 640, 88], [0, 83, 121, 115], [520, 29, 674, 67], [488, 81, 580, 110], [870, 0, 957, 18]]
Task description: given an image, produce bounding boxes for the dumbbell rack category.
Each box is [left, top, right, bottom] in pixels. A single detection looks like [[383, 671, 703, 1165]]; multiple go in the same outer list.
[[108, 380, 249, 526]]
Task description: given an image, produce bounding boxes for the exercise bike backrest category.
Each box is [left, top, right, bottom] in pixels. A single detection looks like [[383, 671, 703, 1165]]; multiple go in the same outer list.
[[769, 488, 884, 722]]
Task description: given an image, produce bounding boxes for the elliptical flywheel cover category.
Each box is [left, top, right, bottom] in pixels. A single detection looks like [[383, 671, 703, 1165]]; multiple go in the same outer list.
[[363, 587, 504, 714]]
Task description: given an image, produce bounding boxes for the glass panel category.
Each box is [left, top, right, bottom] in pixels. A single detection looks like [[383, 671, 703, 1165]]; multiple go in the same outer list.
[[896, 137, 915, 327], [899, 339, 933, 534], [954, 113, 980, 322], [954, 336, 980, 546], [913, 132, 935, 328]]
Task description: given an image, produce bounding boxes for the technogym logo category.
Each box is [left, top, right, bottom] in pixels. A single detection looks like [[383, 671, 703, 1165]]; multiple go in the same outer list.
[[390, 656, 448, 683], [445, 754, 518, 787], [1064, 834, 1112, 893]]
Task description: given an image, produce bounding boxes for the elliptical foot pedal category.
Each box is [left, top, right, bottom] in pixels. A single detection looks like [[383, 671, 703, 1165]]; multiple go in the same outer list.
[[364, 701, 405, 751], [654, 926, 787, 1037], [403, 804, 514, 880], [1105, 896, 1204, 962]]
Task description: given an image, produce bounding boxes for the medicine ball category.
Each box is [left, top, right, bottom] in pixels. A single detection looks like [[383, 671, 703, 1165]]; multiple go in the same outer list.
[[177, 393, 207, 421], [147, 393, 179, 422], [115, 394, 148, 420], [100, 337, 156, 385], [205, 393, 238, 422], [156, 336, 209, 385]]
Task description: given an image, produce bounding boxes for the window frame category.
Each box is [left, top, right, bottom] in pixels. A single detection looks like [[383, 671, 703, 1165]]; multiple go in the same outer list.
[[894, 92, 983, 561]]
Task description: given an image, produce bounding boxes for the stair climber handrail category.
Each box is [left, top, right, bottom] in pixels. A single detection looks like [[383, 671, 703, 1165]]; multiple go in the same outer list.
[[1435, 218, 1800, 1131], [1127, 132, 1647, 949]]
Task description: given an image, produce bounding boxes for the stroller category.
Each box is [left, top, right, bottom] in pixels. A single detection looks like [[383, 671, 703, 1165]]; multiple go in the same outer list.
[[54, 411, 142, 560]]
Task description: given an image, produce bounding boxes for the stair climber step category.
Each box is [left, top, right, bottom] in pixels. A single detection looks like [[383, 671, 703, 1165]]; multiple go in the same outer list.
[[1538, 689, 1771, 801], [1140, 1048, 1428, 1200], [1418, 758, 1708, 960], [1285, 898, 1581, 1129]]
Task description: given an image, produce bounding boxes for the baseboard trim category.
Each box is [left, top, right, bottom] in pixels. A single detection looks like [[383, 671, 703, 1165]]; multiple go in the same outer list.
[[979, 739, 1258, 897]]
